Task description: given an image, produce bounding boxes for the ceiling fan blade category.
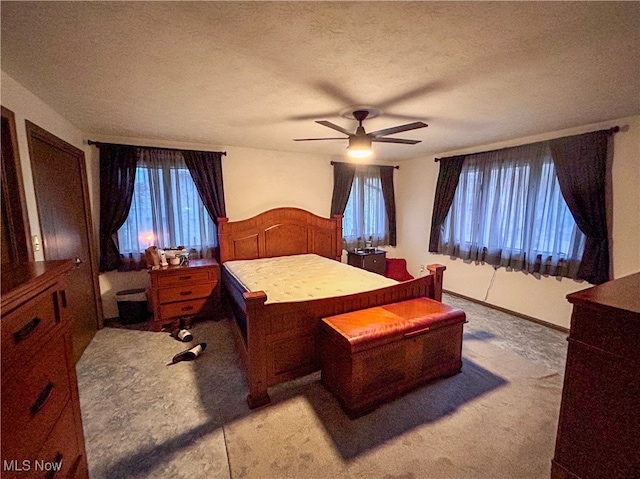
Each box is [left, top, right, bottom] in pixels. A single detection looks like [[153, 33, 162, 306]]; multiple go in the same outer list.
[[371, 137, 421, 145], [369, 121, 428, 138], [293, 137, 346, 141], [287, 112, 336, 121], [313, 81, 360, 107], [377, 81, 443, 109], [316, 120, 353, 136]]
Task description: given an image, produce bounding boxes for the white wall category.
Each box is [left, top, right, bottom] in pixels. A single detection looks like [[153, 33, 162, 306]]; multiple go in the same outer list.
[[396, 116, 640, 329]]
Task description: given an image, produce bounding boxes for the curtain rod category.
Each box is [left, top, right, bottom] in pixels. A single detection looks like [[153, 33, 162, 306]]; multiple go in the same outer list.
[[330, 160, 399, 169], [434, 126, 620, 162], [87, 140, 226, 156]]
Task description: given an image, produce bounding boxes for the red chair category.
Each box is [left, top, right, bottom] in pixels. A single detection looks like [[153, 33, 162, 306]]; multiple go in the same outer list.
[[384, 258, 415, 281]]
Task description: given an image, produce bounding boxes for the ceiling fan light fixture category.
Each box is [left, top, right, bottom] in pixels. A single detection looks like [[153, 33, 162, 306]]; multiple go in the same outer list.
[[347, 135, 372, 158], [347, 148, 372, 159]]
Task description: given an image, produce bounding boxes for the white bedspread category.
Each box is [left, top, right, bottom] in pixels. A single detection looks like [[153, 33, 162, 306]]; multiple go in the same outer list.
[[224, 254, 398, 304]]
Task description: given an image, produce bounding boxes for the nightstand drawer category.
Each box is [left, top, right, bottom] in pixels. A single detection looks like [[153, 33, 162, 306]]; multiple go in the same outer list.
[[160, 298, 210, 319], [1, 333, 73, 460], [1, 285, 62, 376], [363, 254, 385, 274], [158, 282, 217, 304], [148, 259, 221, 331], [157, 270, 211, 288], [347, 250, 387, 275]]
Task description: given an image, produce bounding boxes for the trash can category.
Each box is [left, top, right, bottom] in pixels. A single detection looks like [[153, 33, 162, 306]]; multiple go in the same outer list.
[[116, 288, 148, 324]]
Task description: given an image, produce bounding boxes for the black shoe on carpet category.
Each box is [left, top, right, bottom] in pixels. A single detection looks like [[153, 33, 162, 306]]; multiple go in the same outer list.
[[172, 328, 193, 342], [170, 343, 207, 364]]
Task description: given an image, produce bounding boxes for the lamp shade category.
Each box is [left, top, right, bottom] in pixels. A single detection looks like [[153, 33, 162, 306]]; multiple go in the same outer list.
[[347, 135, 372, 158]]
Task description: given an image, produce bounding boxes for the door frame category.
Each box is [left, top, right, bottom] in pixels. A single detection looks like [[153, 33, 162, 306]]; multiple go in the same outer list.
[[25, 120, 103, 329], [1, 105, 33, 262]]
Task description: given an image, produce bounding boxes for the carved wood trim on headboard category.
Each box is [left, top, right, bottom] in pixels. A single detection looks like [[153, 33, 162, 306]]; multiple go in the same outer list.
[[218, 208, 343, 263]]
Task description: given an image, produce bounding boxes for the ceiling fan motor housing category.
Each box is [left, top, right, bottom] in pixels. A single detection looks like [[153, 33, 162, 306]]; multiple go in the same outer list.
[[349, 134, 372, 149], [353, 110, 371, 124]]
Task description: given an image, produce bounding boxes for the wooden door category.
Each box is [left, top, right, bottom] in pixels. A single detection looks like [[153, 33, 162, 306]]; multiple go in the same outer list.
[[1, 106, 32, 264], [26, 121, 101, 361]]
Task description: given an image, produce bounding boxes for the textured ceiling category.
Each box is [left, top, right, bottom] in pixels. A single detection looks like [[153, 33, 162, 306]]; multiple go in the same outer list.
[[1, 1, 639, 160]]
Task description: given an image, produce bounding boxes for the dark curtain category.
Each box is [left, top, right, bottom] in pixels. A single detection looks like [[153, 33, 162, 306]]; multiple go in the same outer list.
[[428, 155, 466, 252], [549, 130, 611, 284], [379, 165, 397, 246], [183, 150, 226, 223], [330, 162, 356, 216], [99, 144, 138, 271], [183, 150, 226, 262]]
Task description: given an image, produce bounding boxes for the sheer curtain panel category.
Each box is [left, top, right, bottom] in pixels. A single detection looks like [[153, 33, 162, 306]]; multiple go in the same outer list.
[[117, 149, 218, 264], [342, 165, 390, 250], [437, 142, 587, 279]]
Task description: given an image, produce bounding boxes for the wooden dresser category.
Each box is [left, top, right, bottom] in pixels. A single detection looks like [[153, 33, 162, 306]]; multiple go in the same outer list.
[[347, 249, 387, 275], [551, 273, 640, 479], [1, 260, 89, 479], [148, 258, 220, 331]]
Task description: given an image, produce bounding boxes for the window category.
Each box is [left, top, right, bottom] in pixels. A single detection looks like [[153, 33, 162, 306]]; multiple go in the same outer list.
[[342, 165, 389, 250], [439, 142, 586, 279], [117, 149, 217, 260]]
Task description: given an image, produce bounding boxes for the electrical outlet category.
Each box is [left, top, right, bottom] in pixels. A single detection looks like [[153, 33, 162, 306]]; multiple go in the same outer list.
[[419, 264, 425, 272]]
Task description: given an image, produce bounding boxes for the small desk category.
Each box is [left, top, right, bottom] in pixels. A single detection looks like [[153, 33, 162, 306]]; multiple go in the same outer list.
[[347, 249, 387, 275], [148, 258, 220, 331]]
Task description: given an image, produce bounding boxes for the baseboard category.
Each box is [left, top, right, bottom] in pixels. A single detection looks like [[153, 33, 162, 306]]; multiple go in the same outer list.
[[443, 289, 570, 334]]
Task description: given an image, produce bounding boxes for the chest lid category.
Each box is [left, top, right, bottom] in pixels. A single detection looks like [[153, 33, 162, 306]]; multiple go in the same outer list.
[[321, 297, 466, 353]]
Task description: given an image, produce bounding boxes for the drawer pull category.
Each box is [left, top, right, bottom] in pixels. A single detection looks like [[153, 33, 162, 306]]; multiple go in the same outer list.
[[31, 382, 55, 416], [180, 290, 193, 296], [181, 306, 194, 312], [44, 452, 63, 479], [404, 326, 431, 339], [14, 316, 42, 343], [178, 275, 192, 281]]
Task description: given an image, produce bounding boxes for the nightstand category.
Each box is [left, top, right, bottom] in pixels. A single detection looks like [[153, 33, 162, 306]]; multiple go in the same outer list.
[[347, 249, 387, 275], [148, 258, 220, 332]]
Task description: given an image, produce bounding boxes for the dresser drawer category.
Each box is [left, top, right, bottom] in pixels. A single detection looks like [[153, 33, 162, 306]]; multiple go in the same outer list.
[[1, 333, 73, 460], [569, 305, 636, 359], [160, 298, 210, 319], [158, 282, 217, 304], [33, 401, 83, 479], [157, 270, 211, 288], [1, 285, 62, 376]]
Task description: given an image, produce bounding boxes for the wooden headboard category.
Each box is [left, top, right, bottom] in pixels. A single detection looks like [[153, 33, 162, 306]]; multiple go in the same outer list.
[[218, 208, 343, 263]]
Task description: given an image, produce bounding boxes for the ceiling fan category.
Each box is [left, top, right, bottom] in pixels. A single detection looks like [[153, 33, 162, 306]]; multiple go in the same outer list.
[[293, 108, 428, 158]]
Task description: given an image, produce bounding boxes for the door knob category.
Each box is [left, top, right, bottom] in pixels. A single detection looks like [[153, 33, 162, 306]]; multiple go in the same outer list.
[[74, 257, 84, 266]]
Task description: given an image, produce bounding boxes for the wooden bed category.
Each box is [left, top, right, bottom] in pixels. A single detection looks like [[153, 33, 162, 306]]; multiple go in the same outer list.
[[218, 207, 445, 408]]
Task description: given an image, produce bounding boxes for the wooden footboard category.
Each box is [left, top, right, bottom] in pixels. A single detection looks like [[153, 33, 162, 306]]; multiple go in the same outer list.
[[223, 264, 446, 408]]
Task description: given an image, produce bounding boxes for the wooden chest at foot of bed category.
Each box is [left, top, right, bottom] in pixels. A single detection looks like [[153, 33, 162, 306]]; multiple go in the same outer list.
[[320, 297, 466, 418]]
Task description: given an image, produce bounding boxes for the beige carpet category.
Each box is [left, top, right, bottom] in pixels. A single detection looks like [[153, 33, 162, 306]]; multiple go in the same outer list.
[[77, 312, 563, 479]]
